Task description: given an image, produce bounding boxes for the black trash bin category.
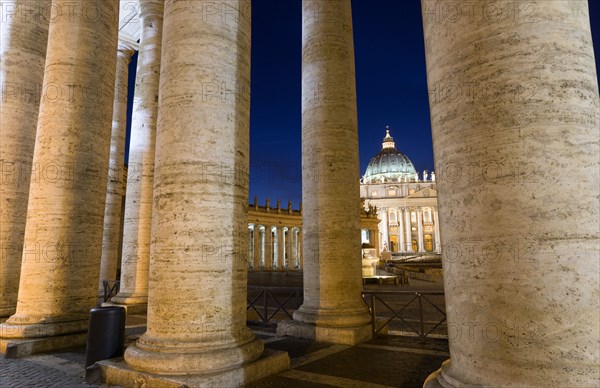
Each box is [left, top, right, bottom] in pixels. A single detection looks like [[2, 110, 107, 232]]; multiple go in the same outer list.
[[85, 306, 126, 367]]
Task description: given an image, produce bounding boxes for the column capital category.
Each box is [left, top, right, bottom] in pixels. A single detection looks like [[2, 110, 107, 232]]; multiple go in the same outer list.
[[118, 37, 138, 57]]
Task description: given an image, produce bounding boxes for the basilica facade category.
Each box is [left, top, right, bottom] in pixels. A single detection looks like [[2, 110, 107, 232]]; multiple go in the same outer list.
[[361, 129, 440, 255]]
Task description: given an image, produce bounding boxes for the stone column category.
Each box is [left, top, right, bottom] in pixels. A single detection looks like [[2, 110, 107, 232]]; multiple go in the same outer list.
[[380, 209, 389, 252], [422, 1, 599, 386], [297, 228, 303, 270], [433, 207, 441, 254], [286, 228, 292, 270], [291, 228, 297, 269], [416, 207, 424, 252], [398, 208, 405, 253], [111, 0, 163, 312], [122, 0, 271, 377], [0, 0, 50, 318], [0, 0, 119, 352], [277, 226, 285, 270], [278, 0, 370, 345], [253, 225, 261, 269], [98, 42, 137, 295], [404, 208, 413, 252], [264, 226, 272, 271]]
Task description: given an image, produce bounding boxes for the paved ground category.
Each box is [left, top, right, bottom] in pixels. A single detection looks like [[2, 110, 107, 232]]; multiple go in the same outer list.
[[1, 273, 447, 387]]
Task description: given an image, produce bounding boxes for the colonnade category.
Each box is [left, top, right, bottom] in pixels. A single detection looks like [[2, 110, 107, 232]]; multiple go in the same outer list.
[[248, 224, 303, 271], [0, 0, 597, 386], [381, 206, 441, 254]]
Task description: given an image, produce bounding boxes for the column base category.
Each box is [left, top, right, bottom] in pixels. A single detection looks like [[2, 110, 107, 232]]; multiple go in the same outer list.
[[0, 332, 87, 358], [102, 301, 147, 315], [424, 359, 469, 388], [276, 320, 373, 345], [86, 348, 290, 387]]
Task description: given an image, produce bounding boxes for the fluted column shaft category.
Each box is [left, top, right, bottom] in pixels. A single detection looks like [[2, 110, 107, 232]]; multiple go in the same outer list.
[[0, 0, 50, 317], [112, 0, 163, 307], [293, 0, 370, 332], [98, 43, 136, 294], [124, 0, 262, 374], [422, 0, 599, 386], [0, 0, 119, 338]]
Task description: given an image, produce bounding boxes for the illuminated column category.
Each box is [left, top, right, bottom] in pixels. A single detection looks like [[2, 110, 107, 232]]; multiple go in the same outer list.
[[297, 228, 303, 270], [98, 42, 137, 295], [433, 207, 441, 254], [287, 228, 293, 270], [253, 224, 261, 270], [291, 228, 297, 269], [0, 0, 119, 351], [264, 226, 273, 271], [404, 208, 413, 252], [416, 207, 424, 252], [422, 0, 599, 386], [398, 208, 405, 253], [278, 0, 370, 345], [0, 0, 50, 318], [111, 0, 163, 311], [276, 227, 283, 270], [122, 0, 275, 379], [380, 209, 389, 252]]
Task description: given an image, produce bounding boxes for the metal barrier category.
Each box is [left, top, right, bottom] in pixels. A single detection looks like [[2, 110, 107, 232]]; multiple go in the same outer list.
[[102, 280, 120, 303], [361, 291, 446, 339], [247, 286, 303, 323], [246, 287, 446, 340]]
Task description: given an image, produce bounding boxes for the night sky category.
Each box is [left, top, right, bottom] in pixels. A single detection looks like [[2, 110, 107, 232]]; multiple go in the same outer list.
[[126, 0, 600, 208]]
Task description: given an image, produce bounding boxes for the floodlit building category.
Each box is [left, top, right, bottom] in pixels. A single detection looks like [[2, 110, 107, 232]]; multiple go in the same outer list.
[[360, 128, 440, 255]]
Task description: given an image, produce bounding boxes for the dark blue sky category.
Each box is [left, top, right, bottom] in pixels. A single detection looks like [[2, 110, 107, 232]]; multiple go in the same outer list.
[[126, 0, 600, 207], [247, 0, 600, 206]]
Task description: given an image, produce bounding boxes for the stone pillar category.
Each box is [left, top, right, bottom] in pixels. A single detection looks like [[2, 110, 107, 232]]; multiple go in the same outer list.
[[264, 226, 272, 271], [0, 0, 119, 353], [398, 208, 405, 253], [122, 0, 275, 378], [277, 226, 284, 270], [278, 0, 370, 345], [404, 208, 413, 252], [0, 0, 50, 318], [433, 207, 441, 254], [380, 209, 389, 252], [422, 1, 599, 386], [286, 227, 292, 270], [253, 225, 261, 269], [298, 228, 303, 270], [98, 42, 137, 295], [111, 0, 163, 312], [416, 207, 424, 252]]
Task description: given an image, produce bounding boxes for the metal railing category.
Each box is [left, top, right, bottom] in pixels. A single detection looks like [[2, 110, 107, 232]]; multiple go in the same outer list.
[[102, 280, 120, 303], [247, 286, 303, 324], [246, 287, 446, 340], [361, 291, 446, 339]]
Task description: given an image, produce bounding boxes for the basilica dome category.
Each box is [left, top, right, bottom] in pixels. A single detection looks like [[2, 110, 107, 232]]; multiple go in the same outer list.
[[362, 128, 417, 184]]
